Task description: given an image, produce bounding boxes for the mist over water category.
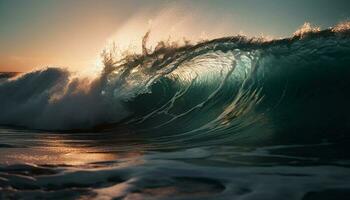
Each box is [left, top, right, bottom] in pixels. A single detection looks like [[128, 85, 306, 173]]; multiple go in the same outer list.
[[1, 22, 350, 199]]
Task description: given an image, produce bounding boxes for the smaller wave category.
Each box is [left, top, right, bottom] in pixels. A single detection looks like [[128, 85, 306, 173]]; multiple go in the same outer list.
[[0, 72, 20, 80], [0, 68, 129, 130]]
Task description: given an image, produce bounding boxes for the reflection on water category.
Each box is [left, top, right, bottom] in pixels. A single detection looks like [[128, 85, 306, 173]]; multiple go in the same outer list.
[[1, 127, 350, 200], [0, 128, 144, 165]]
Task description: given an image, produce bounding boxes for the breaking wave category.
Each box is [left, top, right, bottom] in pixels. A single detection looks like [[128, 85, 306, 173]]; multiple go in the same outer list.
[[1, 22, 350, 146]]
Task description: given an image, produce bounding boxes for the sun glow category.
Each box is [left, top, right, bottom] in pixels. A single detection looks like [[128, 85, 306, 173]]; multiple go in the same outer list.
[[105, 5, 237, 56]]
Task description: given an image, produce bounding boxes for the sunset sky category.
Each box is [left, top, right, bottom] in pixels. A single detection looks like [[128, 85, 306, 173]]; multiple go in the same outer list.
[[1, 0, 349, 73]]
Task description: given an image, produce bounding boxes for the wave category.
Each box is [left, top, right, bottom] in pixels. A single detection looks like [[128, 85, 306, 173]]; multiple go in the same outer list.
[[1, 22, 350, 145]]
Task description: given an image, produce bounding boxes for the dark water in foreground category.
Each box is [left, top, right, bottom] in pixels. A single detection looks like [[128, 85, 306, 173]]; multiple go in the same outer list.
[[1, 127, 350, 200], [1, 26, 350, 199]]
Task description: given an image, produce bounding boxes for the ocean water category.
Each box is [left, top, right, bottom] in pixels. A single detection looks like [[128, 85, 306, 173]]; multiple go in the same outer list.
[[1, 128, 350, 200], [1, 25, 350, 199]]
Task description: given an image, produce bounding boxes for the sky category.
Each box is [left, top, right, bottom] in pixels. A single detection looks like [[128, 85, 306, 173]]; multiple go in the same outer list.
[[0, 0, 349, 73]]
